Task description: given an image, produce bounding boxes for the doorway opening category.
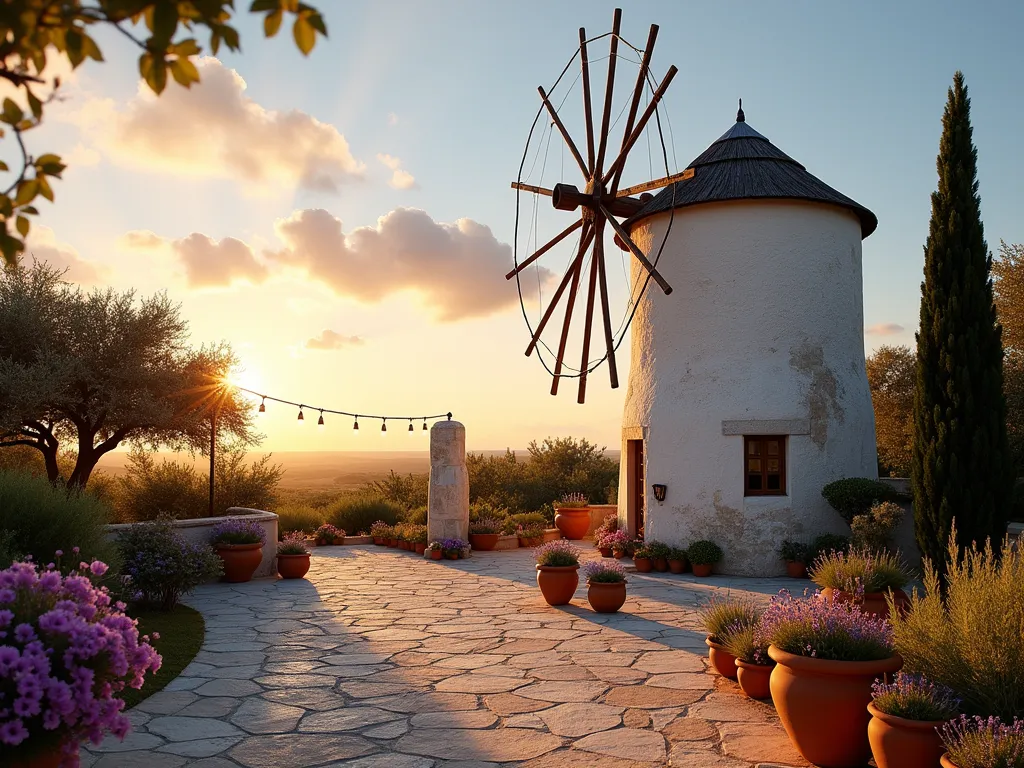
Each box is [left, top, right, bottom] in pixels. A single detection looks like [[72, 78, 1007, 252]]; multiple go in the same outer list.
[[626, 438, 646, 540]]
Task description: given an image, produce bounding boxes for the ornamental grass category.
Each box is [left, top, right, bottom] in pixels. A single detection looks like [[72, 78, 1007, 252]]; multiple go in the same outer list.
[[697, 595, 761, 643], [890, 530, 1024, 720], [721, 621, 771, 665], [940, 715, 1024, 768], [871, 672, 960, 721], [809, 547, 912, 593]]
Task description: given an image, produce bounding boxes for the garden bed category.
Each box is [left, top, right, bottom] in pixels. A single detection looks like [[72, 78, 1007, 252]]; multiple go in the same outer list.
[[120, 604, 205, 710]]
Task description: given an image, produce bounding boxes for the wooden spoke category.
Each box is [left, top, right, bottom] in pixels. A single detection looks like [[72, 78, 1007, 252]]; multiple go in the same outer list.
[[610, 23, 659, 194], [594, 218, 619, 389], [549, 225, 589, 395], [615, 168, 694, 198], [579, 27, 595, 175], [526, 222, 596, 357], [506, 218, 583, 280], [598, 202, 673, 295], [538, 86, 589, 179], [601, 65, 678, 185], [594, 7, 622, 177], [511, 181, 553, 196], [577, 227, 602, 404]]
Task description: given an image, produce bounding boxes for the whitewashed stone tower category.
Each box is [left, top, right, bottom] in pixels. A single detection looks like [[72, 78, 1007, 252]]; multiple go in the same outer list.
[[617, 105, 879, 576]]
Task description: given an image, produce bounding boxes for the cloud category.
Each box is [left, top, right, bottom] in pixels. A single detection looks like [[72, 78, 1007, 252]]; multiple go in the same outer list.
[[376, 153, 417, 190], [866, 323, 905, 336], [70, 57, 365, 193], [305, 330, 366, 350], [172, 233, 267, 288], [120, 230, 165, 250], [271, 207, 552, 321], [23, 225, 100, 284]]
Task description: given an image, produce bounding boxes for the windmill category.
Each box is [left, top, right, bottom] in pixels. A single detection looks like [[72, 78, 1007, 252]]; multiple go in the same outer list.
[[508, 8, 689, 404]]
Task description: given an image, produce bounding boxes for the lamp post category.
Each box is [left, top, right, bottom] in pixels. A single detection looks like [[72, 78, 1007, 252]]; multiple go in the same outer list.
[[208, 404, 218, 517]]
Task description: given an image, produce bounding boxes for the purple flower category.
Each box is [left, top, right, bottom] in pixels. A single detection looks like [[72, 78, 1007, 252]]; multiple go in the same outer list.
[[89, 562, 109, 577], [581, 560, 626, 583], [0, 717, 28, 745], [210, 518, 267, 546]]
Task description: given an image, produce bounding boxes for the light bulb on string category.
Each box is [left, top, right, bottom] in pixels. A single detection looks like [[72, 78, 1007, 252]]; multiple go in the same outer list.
[[408, 419, 414, 435], [258, 397, 266, 415], [353, 417, 360, 434], [381, 419, 387, 436], [297, 407, 304, 424], [422, 419, 428, 435], [317, 410, 325, 430]]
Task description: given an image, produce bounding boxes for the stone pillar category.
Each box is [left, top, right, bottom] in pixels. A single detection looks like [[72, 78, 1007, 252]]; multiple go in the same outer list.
[[428, 420, 469, 543]]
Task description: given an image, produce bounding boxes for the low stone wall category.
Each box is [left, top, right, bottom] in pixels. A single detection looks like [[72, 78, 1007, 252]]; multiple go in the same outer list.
[[105, 507, 279, 579], [585, 505, 617, 539]]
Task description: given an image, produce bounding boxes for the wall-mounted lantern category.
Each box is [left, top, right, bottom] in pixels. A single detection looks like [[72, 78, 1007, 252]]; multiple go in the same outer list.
[[652, 483, 667, 504]]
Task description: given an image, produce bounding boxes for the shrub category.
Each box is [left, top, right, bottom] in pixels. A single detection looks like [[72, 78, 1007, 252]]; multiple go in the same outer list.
[[851, 500, 905, 552], [871, 673, 960, 721], [535, 540, 581, 567], [581, 560, 626, 583], [721, 621, 771, 666], [632, 545, 653, 560], [594, 513, 618, 541], [328, 494, 402, 535], [687, 540, 723, 565], [809, 532, 850, 563], [940, 716, 1024, 768], [276, 504, 325, 535], [370, 521, 392, 538], [599, 529, 630, 552], [667, 547, 687, 563], [277, 532, 309, 555], [890, 530, 1024, 719], [555, 492, 589, 508], [408, 525, 428, 544], [697, 596, 761, 643], [367, 470, 429, 510], [778, 540, 810, 564], [402, 505, 428, 525], [314, 523, 344, 543], [210, 519, 266, 546], [503, 512, 547, 535], [117, 520, 223, 610], [470, 517, 503, 535], [470, 500, 508, 522], [646, 540, 671, 559], [809, 548, 912, 593], [0, 470, 114, 568], [822, 477, 902, 524], [756, 590, 894, 661]]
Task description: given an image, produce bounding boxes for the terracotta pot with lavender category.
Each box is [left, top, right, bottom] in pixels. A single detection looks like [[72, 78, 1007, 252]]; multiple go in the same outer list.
[[553, 493, 591, 540], [867, 673, 959, 768], [535, 540, 582, 606], [582, 560, 627, 613], [211, 519, 267, 583], [277, 533, 312, 580], [810, 548, 913, 621], [697, 595, 763, 682]]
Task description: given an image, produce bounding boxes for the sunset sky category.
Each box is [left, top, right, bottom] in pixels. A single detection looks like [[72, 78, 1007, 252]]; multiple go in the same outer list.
[[13, 0, 1024, 452]]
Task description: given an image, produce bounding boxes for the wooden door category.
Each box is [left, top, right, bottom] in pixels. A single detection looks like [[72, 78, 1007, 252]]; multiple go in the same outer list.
[[627, 439, 645, 540]]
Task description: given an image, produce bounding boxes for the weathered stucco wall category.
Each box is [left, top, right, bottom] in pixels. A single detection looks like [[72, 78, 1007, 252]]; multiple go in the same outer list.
[[619, 199, 878, 576]]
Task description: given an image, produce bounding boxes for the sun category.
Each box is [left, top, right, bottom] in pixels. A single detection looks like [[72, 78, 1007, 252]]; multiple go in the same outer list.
[[224, 366, 263, 394]]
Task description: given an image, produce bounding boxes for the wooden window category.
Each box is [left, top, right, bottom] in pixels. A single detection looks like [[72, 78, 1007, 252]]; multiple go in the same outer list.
[[744, 436, 786, 496]]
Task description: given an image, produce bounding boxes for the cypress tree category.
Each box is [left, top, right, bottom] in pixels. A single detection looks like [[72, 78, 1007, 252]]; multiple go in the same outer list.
[[912, 71, 1014, 570]]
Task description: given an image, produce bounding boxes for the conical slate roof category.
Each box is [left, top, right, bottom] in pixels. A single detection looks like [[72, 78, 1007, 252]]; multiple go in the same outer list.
[[629, 104, 877, 238]]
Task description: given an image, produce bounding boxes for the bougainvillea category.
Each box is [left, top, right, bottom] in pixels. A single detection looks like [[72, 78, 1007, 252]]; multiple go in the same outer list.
[[0, 556, 162, 766]]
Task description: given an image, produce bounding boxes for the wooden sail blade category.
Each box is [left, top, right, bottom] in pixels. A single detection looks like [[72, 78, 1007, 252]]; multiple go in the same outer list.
[[538, 86, 589, 179], [511, 181, 553, 197], [594, 219, 619, 389], [579, 27, 596, 175], [601, 65, 678, 185], [549, 239, 586, 396], [505, 218, 583, 280], [577, 233, 602, 404], [525, 222, 595, 357], [610, 23, 659, 194], [615, 168, 694, 198], [594, 7, 622, 176], [598, 202, 673, 295]]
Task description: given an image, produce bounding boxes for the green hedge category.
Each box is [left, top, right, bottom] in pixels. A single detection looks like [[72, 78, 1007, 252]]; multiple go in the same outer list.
[[821, 478, 903, 524], [327, 494, 402, 535]]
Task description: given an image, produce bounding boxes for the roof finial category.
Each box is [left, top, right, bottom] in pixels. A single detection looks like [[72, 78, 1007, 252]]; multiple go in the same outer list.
[[737, 98, 745, 123]]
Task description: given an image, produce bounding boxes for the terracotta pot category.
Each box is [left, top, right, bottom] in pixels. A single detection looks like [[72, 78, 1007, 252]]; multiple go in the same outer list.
[[736, 659, 773, 699], [653, 557, 669, 572], [587, 580, 626, 613], [940, 754, 958, 768], [519, 536, 543, 547], [692, 563, 713, 577], [387, 538, 398, 547], [706, 637, 738, 679], [430, 549, 442, 560], [786, 561, 808, 578], [554, 507, 591, 540], [768, 645, 903, 768], [215, 543, 263, 583], [415, 542, 427, 555], [612, 549, 625, 559], [373, 536, 383, 545], [821, 587, 910, 620], [469, 533, 500, 551], [334, 536, 345, 545], [634, 557, 653, 573], [599, 546, 613, 558], [8, 742, 70, 768], [536, 564, 580, 606], [277, 553, 310, 579], [867, 702, 946, 768], [668, 558, 686, 574], [446, 552, 459, 560]]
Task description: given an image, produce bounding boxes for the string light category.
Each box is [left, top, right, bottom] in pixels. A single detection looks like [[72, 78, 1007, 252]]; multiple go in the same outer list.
[[317, 410, 325, 429], [408, 419, 414, 434], [353, 417, 360, 434], [297, 407, 304, 423], [422, 419, 428, 435], [381, 419, 387, 436], [258, 397, 266, 415]]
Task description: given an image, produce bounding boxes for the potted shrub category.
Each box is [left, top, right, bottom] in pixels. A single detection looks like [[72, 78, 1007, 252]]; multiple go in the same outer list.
[[809, 547, 912, 619], [721, 620, 773, 700], [697, 596, 760, 680], [210, 518, 266, 583], [632, 544, 653, 573], [411, 525, 428, 555], [517, 523, 545, 548], [370, 520, 390, 545], [648, 540, 671, 572], [0, 557, 162, 767], [535, 539, 581, 606], [758, 589, 903, 768], [687, 539, 722, 577], [277, 532, 312, 579], [778, 540, 810, 578], [604, 530, 630, 558], [314, 523, 344, 546], [469, 516, 503, 552], [594, 514, 618, 557], [553, 492, 590, 540], [581, 560, 627, 613], [868, 673, 959, 768], [667, 547, 688, 574], [425, 541, 443, 560], [938, 715, 1024, 768], [442, 538, 466, 560], [117, 520, 223, 611]]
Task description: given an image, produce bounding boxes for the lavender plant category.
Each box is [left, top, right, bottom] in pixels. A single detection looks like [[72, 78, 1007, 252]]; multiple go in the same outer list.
[[697, 596, 762, 643], [721, 620, 772, 666], [581, 560, 626, 583], [210, 519, 266, 547], [809, 547, 912, 593], [940, 716, 1024, 768], [470, 517, 504, 535], [277, 532, 310, 556], [556, 492, 589, 509], [117, 521, 223, 610], [314, 523, 344, 542], [756, 589, 894, 661], [871, 673, 960, 721], [535, 540, 581, 567]]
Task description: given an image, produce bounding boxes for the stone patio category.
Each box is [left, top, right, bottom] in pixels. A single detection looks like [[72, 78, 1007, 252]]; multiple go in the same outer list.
[[82, 546, 813, 767]]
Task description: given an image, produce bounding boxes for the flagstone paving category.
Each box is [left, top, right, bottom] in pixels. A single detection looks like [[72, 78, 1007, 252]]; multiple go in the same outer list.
[[81, 546, 813, 767]]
